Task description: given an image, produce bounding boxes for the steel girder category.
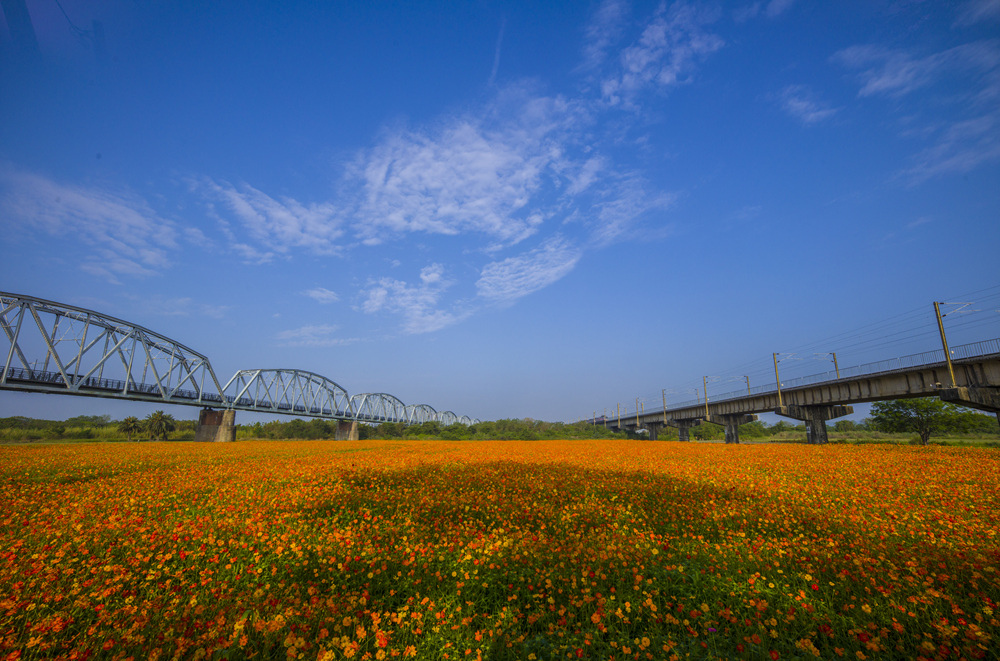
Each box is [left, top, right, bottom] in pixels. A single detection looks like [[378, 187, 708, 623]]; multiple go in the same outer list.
[[405, 403, 437, 424], [0, 291, 224, 405], [351, 392, 408, 423], [224, 369, 352, 418], [437, 410, 458, 425], [1, 291, 480, 425]]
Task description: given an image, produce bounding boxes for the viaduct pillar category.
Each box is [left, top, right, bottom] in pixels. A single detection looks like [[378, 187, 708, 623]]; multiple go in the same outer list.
[[645, 421, 663, 440], [707, 413, 758, 444], [775, 405, 853, 445], [194, 408, 236, 442], [335, 420, 359, 441], [666, 418, 701, 442]]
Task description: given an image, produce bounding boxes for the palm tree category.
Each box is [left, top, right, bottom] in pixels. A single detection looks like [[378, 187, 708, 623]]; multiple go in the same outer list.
[[144, 410, 176, 441], [118, 416, 142, 442]]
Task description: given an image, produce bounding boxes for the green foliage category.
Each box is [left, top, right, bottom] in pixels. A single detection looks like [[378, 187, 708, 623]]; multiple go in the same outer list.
[[65, 414, 111, 427], [691, 423, 723, 440], [833, 419, 859, 432], [118, 416, 142, 442], [868, 398, 996, 444], [1, 403, 994, 445], [144, 410, 176, 441], [769, 420, 795, 435], [354, 418, 626, 441], [738, 420, 769, 438]]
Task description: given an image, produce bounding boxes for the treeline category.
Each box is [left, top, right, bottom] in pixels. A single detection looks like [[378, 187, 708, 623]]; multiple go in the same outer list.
[[238, 418, 627, 441], [0, 413, 195, 442], [3, 398, 996, 443]]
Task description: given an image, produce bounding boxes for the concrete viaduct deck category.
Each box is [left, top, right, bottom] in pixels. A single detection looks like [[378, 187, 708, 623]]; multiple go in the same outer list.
[[596, 345, 1000, 444]]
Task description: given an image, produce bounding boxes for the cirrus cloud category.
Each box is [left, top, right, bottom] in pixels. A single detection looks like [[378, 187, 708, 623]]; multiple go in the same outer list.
[[0, 165, 179, 284], [476, 236, 582, 303]]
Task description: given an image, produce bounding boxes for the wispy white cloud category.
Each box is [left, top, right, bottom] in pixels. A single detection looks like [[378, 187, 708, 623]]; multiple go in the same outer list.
[[955, 0, 1000, 27], [304, 287, 340, 304], [778, 85, 838, 125], [599, 3, 723, 107], [834, 41, 999, 98], [476, 236, 582, 302], [834, 39, 1000, 182], [276, 324, 358, 347], [565, 156, 606, 196], [488, 17, 505, 86], [361, 264, 468, 334], [347, 87, 583, 248], [765, 0, 796, 18], [188, 3, 705, 335], [201, 179, 344, 257], [901, 114, 1000, 183], [730, 205, 763, 226], [734, 0, 796, 21], [0, 166, 178, 284], [586, 177, 677, 246], [232, 243, 275, 265], [579, 0, 629, 72], [124, 294, 232, 319]]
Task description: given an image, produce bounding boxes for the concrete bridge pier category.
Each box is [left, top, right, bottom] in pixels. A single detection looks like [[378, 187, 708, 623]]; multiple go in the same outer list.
[[645, 421, 663, 440], [194, 408, 236, 442], [708, 413, 758, 444], [666, 418, 702, 442], [775, 405, 853, 445], [939, 386, 1000, 426], [335, 420, 359, 441]]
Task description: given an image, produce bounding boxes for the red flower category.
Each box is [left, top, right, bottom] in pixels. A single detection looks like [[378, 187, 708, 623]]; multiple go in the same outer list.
[[770, 651, 780, 660]]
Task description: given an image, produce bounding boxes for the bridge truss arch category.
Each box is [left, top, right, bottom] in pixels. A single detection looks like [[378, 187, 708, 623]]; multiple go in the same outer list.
[[437, 410, 458, 426], [224, 369, 352, 418], [1, 291, 224, 406], [405, 403, 437, 424], [351, 392, 407, 423]]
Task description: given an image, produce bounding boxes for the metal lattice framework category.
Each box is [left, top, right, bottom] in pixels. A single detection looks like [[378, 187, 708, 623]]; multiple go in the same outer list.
[[224, 369, 353, 417], [437, 410, 458, 426], [350, 392, 408, 423], [1, 291, 224, 405], [405, 403, 437, 424], [0, 291, 481, 426]]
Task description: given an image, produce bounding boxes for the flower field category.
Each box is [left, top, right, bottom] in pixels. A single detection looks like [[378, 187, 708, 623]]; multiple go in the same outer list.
[[2, 440, 998, 660]]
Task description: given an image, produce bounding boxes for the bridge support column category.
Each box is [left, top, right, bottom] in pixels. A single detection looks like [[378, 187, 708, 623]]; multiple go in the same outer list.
[[939, 386, 1000, 426], [775, 405, 853, 445], [666, 418, 701, 442], [645, 422, 663, 440], [194, 408, 236, 442], [708, 414, 758, 444], [335, 420, 359, 441]]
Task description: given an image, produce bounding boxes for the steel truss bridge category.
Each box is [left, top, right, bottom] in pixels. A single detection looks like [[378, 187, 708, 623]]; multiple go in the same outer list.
[[0, 292, 478, 427]]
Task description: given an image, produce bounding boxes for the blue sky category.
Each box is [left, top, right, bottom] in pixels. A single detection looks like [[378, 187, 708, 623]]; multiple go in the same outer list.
[[2, 0, 999, 424]]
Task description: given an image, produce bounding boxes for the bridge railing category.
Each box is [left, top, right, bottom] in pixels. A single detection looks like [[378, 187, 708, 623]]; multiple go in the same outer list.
[[661, 337, 1000, 412], [3, 366, 226, 403]]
